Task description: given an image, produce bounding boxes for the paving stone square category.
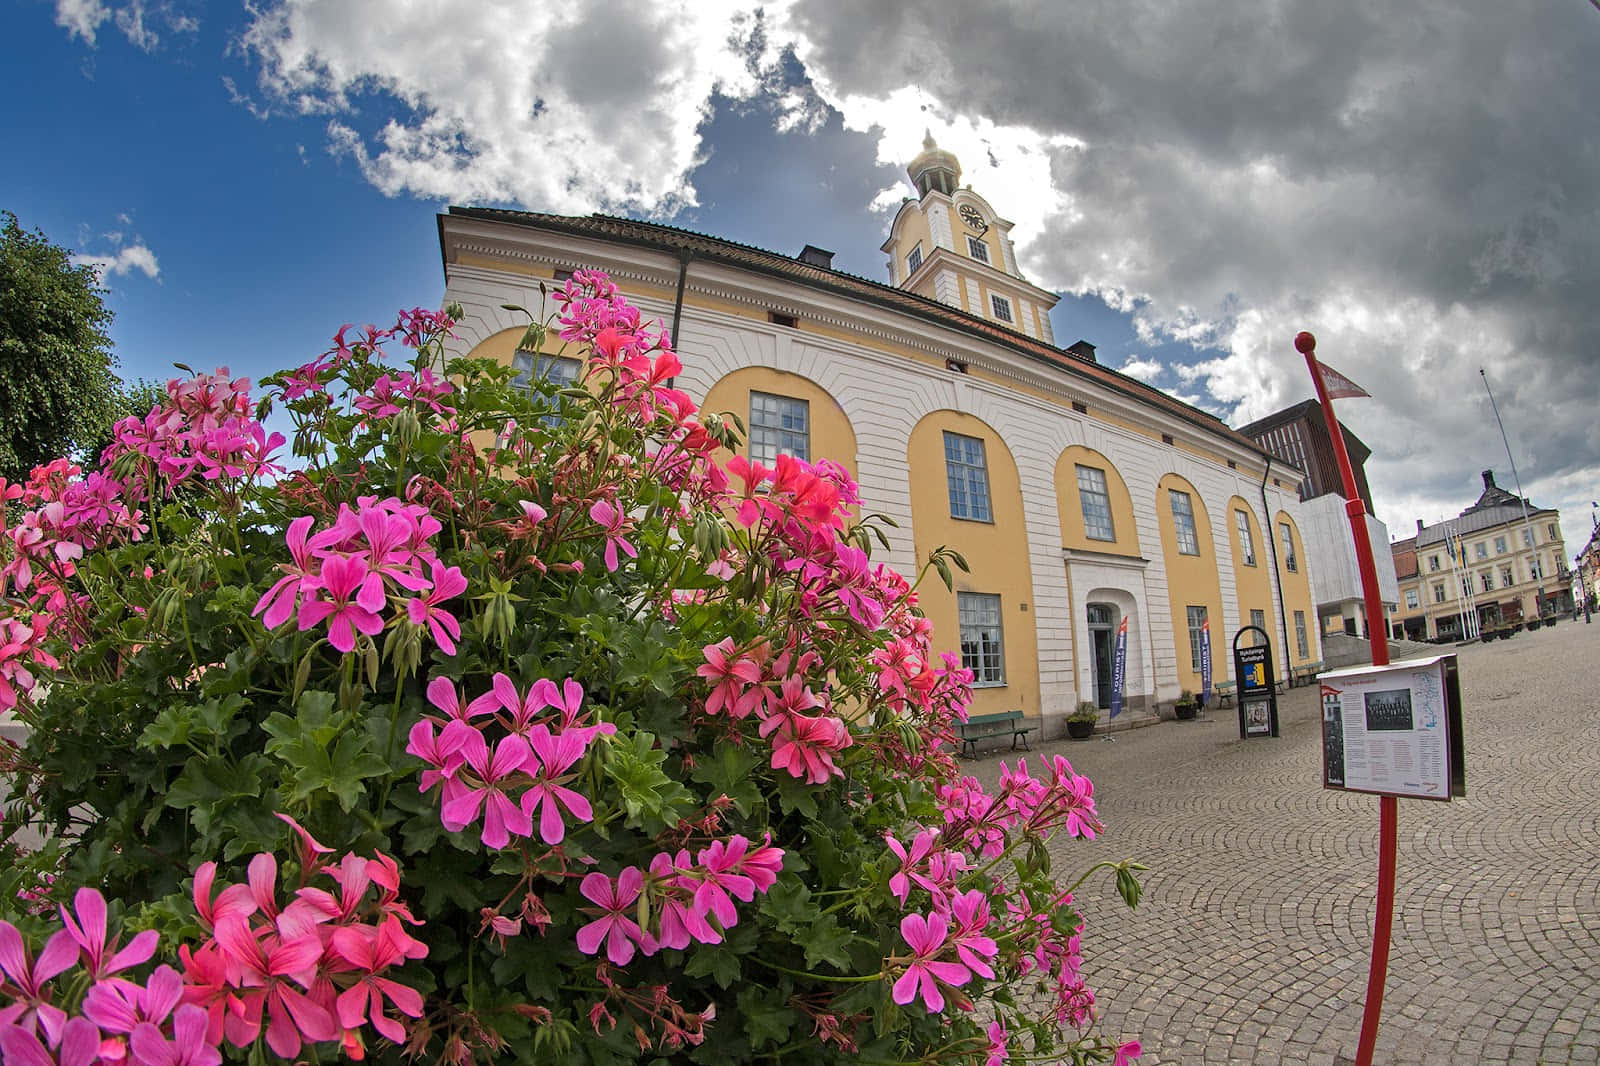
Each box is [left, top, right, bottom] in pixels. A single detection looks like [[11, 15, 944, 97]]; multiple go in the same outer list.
[[971, 620, 1600, 1065]]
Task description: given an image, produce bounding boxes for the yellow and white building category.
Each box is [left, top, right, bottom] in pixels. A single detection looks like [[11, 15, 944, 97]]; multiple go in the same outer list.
[[436, 140, 1321, 735]]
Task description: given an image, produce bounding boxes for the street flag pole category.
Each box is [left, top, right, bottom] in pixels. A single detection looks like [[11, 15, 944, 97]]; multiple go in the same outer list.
[[1293, 331, 1394, 1066]]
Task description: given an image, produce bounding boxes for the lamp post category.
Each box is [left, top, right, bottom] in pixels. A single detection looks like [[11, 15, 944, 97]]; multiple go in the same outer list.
[[1478, 369, 1544, 618]]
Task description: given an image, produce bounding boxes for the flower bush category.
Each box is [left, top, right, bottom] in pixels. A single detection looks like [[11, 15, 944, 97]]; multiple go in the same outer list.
[[0, 272, 1144, 1064]]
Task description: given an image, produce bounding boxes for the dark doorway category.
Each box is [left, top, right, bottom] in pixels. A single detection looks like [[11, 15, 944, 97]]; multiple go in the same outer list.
[[1087, 603, 1117, 710]]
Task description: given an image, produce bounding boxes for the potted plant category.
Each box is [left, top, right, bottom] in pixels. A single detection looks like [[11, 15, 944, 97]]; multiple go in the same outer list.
[[1173, 689, 1200, 720], [1067, 700, 1100, 739]]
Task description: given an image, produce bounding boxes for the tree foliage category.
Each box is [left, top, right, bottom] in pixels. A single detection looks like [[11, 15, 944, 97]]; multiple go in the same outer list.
[[0, 211, 120, 482]]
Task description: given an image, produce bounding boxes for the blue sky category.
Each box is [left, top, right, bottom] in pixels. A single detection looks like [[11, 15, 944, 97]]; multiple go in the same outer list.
[[6, 0, 1599, 558]]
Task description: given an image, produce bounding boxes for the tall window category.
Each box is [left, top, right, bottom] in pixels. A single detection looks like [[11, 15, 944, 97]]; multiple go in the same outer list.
[[512, 352, 584, 426], [1548, 522, 1558, 540], [1076, 465, 1115, 541], [1428, 555, 1440, 572], [1186, 605, 1208, 672], [1475, 541, 1488, 560], [1405, 588, 1420, 609], [944, 432, 992, 522], [1480, 571, 1494, 593], [1170, 491, 1200, 556], [1294, 611, 1309, 659], [1495, 535, 1508, 554], [1433, 583, 1447, 603], [1235, 510, 1256, 566], [1522, 529, 1534, 547], [1280, 521, 1298, 572], [511, 352, 582, 390], [989, 294, 1014, 323], [1500, 565, 1514, 588], [958, 593, 1005, 686], [966, 235, 990, 263], [1249, 608, 1267, 644], [749, 392, 809, 466], [907, 244, 923, 275]]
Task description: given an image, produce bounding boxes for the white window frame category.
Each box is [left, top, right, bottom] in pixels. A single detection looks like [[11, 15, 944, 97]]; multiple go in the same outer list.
[[1428, 555, 1440, 572], [1475, 541, 1488, 560], [1480, 570, 1494, 593], [944, 432, 993, 522], [989, 293, 1014, 323], [907, 243, 923, 275], [1500, 565, 1514, 588], [1186, 605, 1208, 672], [1280, 521, 1298, 572], [1433, 582, 1447, 603], [1495, 535, 1508, 554], [1235, 510, 1257, 566], [1170, 490, 1200, 556], [1076, 465, 1115, 541], [958, 592, 1006, 687], [966, 235, 990, 264], [1404, 588, 1420, 609], [748, 391, 810, 467], [1249, 609, 1267, 645], [1294, 611, 1309, 659], [511, 351, 583, 390]]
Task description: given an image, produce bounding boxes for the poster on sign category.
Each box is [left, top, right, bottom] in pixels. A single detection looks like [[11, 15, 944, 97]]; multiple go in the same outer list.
[[1318, 654, 1466, 800]]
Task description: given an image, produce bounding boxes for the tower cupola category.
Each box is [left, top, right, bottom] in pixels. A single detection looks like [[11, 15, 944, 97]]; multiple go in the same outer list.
[[907, 132, 962, 199]]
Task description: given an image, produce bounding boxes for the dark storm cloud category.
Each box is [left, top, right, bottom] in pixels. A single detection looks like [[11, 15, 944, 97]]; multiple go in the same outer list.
[[789, 0, 1600, 538]]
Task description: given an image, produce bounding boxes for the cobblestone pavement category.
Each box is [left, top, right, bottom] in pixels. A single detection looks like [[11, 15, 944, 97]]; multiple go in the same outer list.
[[970, 619, 1600, 1065]]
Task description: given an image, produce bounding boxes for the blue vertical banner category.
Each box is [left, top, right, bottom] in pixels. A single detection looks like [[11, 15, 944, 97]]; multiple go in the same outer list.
[[1200, 616, 1213, 705], [1109, 616, 1128, 719]]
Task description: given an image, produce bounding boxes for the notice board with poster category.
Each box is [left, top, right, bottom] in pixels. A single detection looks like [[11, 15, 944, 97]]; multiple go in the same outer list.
[[1319, 654, 1466, 800]]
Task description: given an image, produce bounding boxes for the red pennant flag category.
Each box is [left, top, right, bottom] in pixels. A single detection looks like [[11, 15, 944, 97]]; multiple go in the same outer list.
[[1316, 361, 1370, 400]]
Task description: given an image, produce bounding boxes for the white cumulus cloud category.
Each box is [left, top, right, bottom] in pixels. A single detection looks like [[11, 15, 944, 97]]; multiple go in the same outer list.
[[73, 243, 161, 282]]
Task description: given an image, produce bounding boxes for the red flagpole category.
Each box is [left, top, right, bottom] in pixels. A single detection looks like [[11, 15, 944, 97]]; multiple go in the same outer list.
[[1294, 331, 1394, 1066]]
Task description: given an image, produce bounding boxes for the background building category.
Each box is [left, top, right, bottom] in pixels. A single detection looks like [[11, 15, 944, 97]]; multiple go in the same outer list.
[[1391, 470, 1571, 640], [1238, 401, 1399, 639], [1574, 514, 1599, 613], [436, 143, 1322, 735]]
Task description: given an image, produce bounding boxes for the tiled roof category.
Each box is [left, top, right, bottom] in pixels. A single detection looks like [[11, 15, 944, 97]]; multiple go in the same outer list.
[[445, 207, 1278, 461]]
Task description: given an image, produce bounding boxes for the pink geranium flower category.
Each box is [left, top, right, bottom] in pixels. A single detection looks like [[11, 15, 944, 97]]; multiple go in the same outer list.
[[696, 638, 764, 719], [82, 962, 184, 1036], [128, 1004, 221, 1066], [0, 921, 78, 1037], [891, 912, 970, 1014], [0, 1016, 101, 1066], [57, 888, 158, 981], [587, 499, 637, 572], [949, 890, 999, 979], [985, 1020, 1008, 1066], [439, 732, 533, 849], [329, 922, 427, 1044], [405, 559, 467, 654], [574, 869, 655, 966], [296, 553, 386, 653], [520, 725, 594, 845]]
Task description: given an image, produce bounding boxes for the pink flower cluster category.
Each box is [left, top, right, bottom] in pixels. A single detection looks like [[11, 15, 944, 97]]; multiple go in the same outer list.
[[696, 640, 852, 784], [0, 821, 429, 1066], [352, 368, 456, 421], [407, 673, 616, 849], [891, 892, 998, 1013], [252, 497, 465, 654], [104, 370, 284, 487], [180, 820, 427, 1060], [575, 834, 784, 965]]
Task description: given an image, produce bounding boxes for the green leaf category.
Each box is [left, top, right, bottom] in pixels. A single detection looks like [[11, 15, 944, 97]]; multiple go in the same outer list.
[[688, 745, 763, 816], [601, 732, 694, 832], [683, 943, 742, 989]]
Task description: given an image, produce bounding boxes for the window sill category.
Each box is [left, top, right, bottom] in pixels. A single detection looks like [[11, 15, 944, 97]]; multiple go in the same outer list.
[[950, 514, 996, 525], [971, 681, 1008, 690]]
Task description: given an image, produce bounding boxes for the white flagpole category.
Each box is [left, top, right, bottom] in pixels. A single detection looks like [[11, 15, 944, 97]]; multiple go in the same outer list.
[[1480, 368, 1544, 618]]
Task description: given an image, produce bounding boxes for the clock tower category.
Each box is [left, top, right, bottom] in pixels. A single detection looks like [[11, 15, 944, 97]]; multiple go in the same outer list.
[[880, 133, 1058, 343]]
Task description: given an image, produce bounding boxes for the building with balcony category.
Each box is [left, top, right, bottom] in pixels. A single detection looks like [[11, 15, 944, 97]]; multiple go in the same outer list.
[[1391, 470, 1571, 640]]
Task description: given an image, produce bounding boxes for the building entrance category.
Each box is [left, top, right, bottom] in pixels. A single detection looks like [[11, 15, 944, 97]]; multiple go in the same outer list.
[[1087, 603, 1117, 709]]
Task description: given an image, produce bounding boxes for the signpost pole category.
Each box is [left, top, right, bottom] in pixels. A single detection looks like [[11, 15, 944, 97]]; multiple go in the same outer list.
[[1295, 331, 1393, 1066]]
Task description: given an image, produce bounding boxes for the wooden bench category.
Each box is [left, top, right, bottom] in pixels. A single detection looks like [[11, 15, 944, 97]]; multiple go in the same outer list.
[[957, 710, 1034, 758], [1291, 661, 1324, 687], [1211, 681, 1237, 707]]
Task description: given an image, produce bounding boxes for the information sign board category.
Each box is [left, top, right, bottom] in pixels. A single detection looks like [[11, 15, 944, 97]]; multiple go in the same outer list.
[[1232, 626, 1279, 738], [1319, 655, 1466, 800]]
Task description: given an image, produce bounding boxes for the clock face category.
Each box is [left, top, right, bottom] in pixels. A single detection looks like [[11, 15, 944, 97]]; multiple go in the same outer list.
[[959, 204, 987, 232]]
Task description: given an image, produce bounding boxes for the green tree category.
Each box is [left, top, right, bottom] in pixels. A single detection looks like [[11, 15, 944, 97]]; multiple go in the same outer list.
[[0, 211, 120, 482]]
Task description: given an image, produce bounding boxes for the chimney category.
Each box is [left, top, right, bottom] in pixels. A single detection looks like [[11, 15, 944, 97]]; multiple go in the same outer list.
[[797, 245, 834, 270], [1416, 519, 1425, 533], [1067, 340, 1098, 363], [1482, 469, 1496, 491]]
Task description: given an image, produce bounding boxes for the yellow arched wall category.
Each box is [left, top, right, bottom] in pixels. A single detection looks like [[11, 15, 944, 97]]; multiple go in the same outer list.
[[1227, 497, 1277, 648], [1156, 473, 1227, 692], [1274, 511, 1317, 665], [908, 412, 1040, 720], [701, 367, 859, 482], [1055, 446, 1142, 557], [886, 208, 934, 284]]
